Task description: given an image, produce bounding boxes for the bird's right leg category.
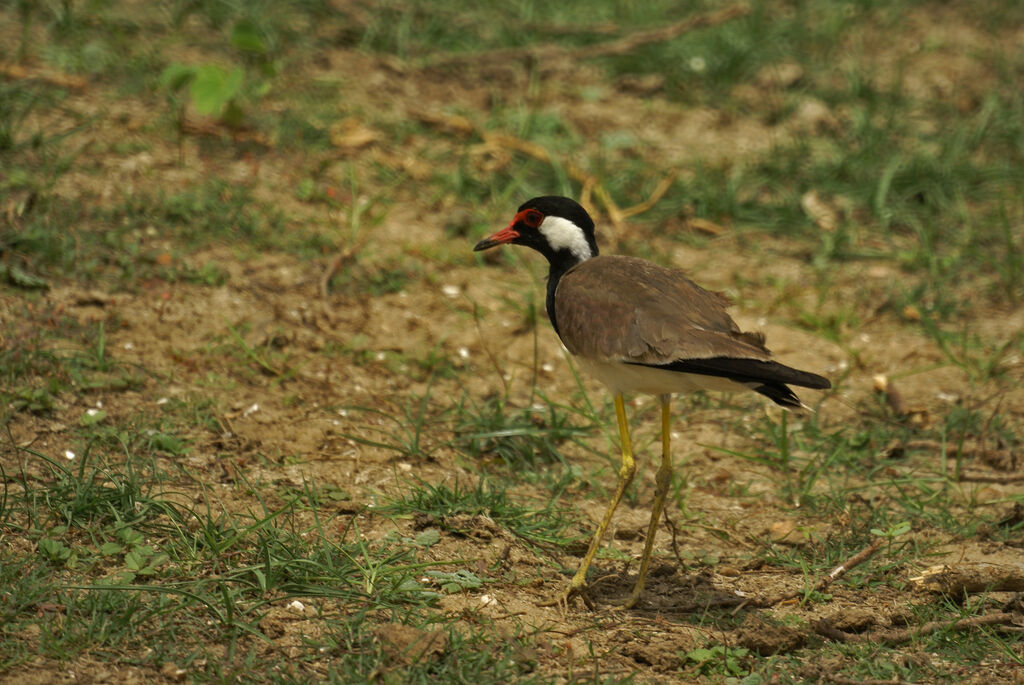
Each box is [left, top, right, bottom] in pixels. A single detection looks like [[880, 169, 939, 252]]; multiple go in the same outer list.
[[540, 394, 635, 609], [622, 393, 673, 609]]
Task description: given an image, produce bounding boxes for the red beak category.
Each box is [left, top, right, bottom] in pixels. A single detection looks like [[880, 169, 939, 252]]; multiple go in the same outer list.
[[473, 224, 519, 251]]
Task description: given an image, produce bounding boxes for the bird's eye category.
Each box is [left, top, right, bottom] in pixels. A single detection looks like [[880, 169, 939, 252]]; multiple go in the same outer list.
[[524, 210, 543, 228]]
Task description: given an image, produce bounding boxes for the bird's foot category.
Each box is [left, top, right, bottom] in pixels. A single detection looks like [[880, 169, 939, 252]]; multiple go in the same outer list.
[[607, 590, 643, 611], [537, 582, 595, 611]]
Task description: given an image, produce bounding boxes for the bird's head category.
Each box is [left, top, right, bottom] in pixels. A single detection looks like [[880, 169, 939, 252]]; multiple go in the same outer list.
[[473, 196, 599, 265]]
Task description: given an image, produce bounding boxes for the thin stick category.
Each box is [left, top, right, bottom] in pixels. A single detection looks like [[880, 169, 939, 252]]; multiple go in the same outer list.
[[816, 612, 1018, 646], [413, 111, 676, 231], [181, 116, 273, 147], [823, 538, 886, 585], [753, 538, 885, 609], [484, 131, 625, 227], [958, 472, 1024, 484], [821, 677, 912, 685], [423, 5, 751, 67], [663, 508, 686, 568], [620, 172, 679, 219], [320, 231, 374, 297], [1, 63, 88, 90], [879, 612, 1018, 646]]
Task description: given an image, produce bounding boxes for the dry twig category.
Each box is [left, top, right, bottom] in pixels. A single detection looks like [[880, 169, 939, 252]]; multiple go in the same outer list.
[[957, 471, 1024, 483], [818, 676, 912, 685], [181, 116, 274, 147], [320, 230, 375, 298], [412, 110, 675, 231], [909, 561, 1024, 595], [881, 612, 1020, 645], [750, 538, 885, 609], [1, 63, 88, 90], [816, 612, 1020, 646], [423, 5, 751, 68]]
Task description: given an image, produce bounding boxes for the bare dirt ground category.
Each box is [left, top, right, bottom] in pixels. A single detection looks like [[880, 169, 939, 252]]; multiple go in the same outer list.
[[2, 3, 1023, 682]]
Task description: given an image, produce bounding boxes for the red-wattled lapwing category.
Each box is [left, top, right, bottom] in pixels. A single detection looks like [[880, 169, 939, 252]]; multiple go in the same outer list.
[[473, 196, 831, 609]]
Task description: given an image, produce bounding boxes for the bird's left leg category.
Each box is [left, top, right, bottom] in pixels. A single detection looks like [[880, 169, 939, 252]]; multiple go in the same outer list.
[[540, 393, 635, 609], [623, 393, 673, 609]]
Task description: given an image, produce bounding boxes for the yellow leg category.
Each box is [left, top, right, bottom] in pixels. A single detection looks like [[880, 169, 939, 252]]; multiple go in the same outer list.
[[623, 394, 673, 609], [541, 394, 635, 608]]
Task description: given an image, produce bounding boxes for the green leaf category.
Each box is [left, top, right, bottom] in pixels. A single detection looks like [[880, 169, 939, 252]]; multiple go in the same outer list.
[[326, 488, 351, 502], [396, 578, 424, 593], [685, 648, 716, 663], [38, 538, 71, 562], [159, 62, 197, 92], [189, 65, 244, 117], [0, 264, 49, 290], [220, 99, 245, 128], [425, 569, 484, 593], [100, 541, 122, 555], [296, 178, 316, 202], [221, 68, 244, 100], [230, 19, 266, 54], [80, 409, 107, 426], [414, 529, 441, 547], [124, 549, 145, 571]]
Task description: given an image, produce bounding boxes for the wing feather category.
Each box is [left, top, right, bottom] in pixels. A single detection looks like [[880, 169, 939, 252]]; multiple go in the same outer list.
[[554, 255, 771, 364]]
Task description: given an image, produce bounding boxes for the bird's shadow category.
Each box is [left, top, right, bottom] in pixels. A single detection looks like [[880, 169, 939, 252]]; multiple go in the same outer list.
[[589, 563, 750, 617]]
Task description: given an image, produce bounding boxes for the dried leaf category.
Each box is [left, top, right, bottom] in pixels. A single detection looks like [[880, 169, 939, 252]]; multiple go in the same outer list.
[[330, 117, 379, 149], [800, 190, 839, 231]]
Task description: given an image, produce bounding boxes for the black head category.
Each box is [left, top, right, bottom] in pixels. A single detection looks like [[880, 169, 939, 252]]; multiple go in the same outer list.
[[473, 196, 599, 266]]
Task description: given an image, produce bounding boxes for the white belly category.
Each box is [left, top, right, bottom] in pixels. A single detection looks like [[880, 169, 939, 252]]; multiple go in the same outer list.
[[574, 356, 749, 397]]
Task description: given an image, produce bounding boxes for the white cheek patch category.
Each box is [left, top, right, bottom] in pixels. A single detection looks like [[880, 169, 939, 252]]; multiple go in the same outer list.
[[538, 215, 594, 261]]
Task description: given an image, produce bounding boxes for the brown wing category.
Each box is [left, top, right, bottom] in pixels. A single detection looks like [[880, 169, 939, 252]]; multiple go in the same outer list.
[[553, 255, 771, 364]]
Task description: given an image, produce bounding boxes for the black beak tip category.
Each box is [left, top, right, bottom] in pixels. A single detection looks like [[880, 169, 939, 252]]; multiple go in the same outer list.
[[473, 239, 497, 252]]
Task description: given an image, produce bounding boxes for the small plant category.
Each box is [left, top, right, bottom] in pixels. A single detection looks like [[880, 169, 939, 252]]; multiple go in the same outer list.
[[159, 61, 246, 161], [422, 569, 488, 594], [871, 520, 911, 544], [338, 378, 448, 460], [37, 536, 75, 566], [682, 644, 751, 678], [380, 479, 581, 548], [452, 393, 590, 470], [160, 62, 245, 125]]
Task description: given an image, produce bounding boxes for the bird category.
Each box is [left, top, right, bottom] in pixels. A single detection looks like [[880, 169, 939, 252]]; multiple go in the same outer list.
[[473, 195, 831, 609]]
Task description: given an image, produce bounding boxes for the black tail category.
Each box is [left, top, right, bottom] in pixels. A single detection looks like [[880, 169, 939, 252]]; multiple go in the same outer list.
[[748, 382, 803, 409], [634, 356, 831, 409]]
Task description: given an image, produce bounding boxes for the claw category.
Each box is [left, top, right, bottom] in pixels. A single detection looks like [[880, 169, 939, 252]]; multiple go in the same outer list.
[[609, 590, 641, 610], [537, 581, 595, 611]]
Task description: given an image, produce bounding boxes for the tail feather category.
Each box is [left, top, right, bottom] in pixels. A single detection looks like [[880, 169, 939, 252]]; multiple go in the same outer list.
[[748, 382, 805, 409], [633, 356, 830, 409], [639, 357, 831, 390]]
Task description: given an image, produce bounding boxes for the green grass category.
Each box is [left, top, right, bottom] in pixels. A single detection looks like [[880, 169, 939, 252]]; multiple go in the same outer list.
[[0, 441, 448, 677], [378, 478, 583, 550], [0, 316, 146, 421], [0, 442, 587, 680], [753, 596, 1024, 682], [452, 391, 594, 470], [0, 180, 338, 291]]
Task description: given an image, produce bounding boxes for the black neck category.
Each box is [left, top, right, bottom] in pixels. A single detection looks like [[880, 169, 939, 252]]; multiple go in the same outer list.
[[544, 251, 591, 335]]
